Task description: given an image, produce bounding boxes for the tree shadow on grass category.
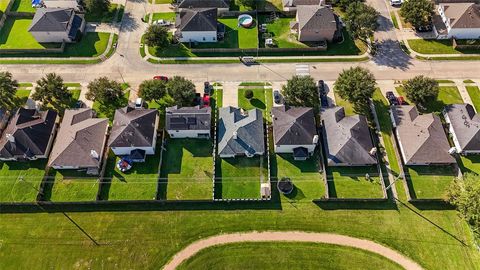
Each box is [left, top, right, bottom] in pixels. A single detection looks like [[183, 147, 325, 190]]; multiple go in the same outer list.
[[250, 98, 266, 110]]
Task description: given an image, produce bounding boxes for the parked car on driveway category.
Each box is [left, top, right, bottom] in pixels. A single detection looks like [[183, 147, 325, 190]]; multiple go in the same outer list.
[[153, 19, 171, 27], [386, 91, 399, 106], [415, 24, 433, 32], [273, 90, 282, 105], [390, 0, 403, 6], [317, 80, 326, 96], [153, 76, 168, 81]]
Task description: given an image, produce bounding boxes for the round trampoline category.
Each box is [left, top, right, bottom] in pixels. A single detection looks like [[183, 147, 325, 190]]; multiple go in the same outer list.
[[277, 177, 294, 195], [238, 14, 254, 28]]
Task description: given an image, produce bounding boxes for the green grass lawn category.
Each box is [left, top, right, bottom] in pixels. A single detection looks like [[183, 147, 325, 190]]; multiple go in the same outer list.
[[217, 18, 258, 49], [178, 242, 404, 270], [62, 32, 110, 57], [0, 18, 51, 49], [458, 155, 480, 175], [150, 12, 176, 22], [326, 166, 384, 199], [466, 86, 480, 112], [42, 170, 99, 202], [159, 139, 213, 200], [464, 79, 475, 84], [396, 86, 463, 113], [263, 17, 309, 48], [0, 160, 47, 202], [100, 147, 161, 201], [390, 11, 399, 29], [0, 0, 9, 15], [10, 0, 35, 13], [405, 166, 456, 199], [238, 88, 273, 119], [333, 92, 354, 116], [273, 154, 324, 201], [408, 39, 480, 55], [15, 89, 31, 106], [85, 3, 118, 22], [215, 156, 267, 199], [92, 88, 130, 121]]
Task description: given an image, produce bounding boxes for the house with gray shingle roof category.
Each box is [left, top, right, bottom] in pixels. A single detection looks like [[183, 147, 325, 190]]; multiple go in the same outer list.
[[444, 103, 480, 154], [282, 0, 321, 11], [390, 105, 455, 166], [290, 5, 339, 42], [217, 107, 264, 158], [48, 109, 108, 175], [29, 8, 85, 43], [271, 106, 318, 160], [166, 106, 211, 139], [433, 3, 480, 39], [175, 8, 220, 43], [177, 0, 230, 14], [321, 107, 377, 166]]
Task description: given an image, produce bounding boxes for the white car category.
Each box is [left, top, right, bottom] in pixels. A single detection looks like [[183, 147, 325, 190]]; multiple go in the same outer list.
[[390, 0, 403, 6], [153, 19, 171, 26]]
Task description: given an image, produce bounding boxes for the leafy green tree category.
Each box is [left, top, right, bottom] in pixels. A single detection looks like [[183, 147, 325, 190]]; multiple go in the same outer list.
[[238, 0, 256, 9], [345, 2, 379, 40], [446, 174, 480, 236], [0, 72, 18, 110], [332, 0, 363, 11], [403, 76, 438, 107], [139, 79, 167, 104], [86, 77, 123, 104], [144, 25, 170, 49], [334, 67, 376, 114], [282, 76, 319, 109], [32, 73, 71, 109], [244, 89, 253, 100], [166, 76, 196, 106], [84, 0, 110, 16], [400, 0, 434, 28]]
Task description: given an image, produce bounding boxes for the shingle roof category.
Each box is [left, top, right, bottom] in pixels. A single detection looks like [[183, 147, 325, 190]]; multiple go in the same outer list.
[[0, 108, 57, 159], [297, 5, 337, 32], [321, 107, 377, 166], [444, 103, 480, 152], [178, 0, 230, 9], [217, 107, 264, 156], [441, 3, 480, 29], [391, 105, 455, 165], [108, 106, 159, 148], [166, 105, 211, 131], [48, 109, 108, 168], [283, 0, 321, 7], [29, 8, 75, 32], [271, 106, 316, 145], [176, 8, 217, 32]]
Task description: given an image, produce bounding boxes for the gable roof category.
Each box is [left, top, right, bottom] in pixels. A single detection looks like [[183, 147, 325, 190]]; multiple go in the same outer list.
[[297, 5, 337, 31], [178, 0, 230, 9], [391, 105, 455, 165], [217, 107, 264, 156], [271, 106, 316, 145], [441, 3, 480, 28], [166, 105, 211, 131], [48, 109, 108, 168], [283, 0, 321, 8], [29, 8, 75, 32], [0, 108, 57, 159], [444, 103, 480, 151], [108, 106, 159, 148], [321, 107, 377, 166], [176, 8, 217, 32]]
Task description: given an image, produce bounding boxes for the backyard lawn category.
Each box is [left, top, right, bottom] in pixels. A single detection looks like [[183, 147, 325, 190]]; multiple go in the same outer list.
[[396, 86, 462, 113], [159, 139, 213, 200], [408, 39, 480, 55], [0, 160, 47, 202], [466, 86, 480, 112], [178, 242, 404, 270], [273, 154, 324, 201], [10, 0, 35, 13], [42, 170, 99, 202], [405, 166, 456, 199], [0, 18, 54, 49], [326, 166, 385, 199], [215, 156, 267, 199], [458, 155, 480, 175]]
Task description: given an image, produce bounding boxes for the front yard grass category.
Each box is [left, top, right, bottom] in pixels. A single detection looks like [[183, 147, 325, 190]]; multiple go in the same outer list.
[[11, 0, 35, 13], [92, 87, 130, 121], [466, 86, 480, 112], [333, 92, 354, 115], [396, 86, 462, 113], [238, 88, 273, 119], [42, 170, 99, 202], [405, 165, 456, 199], [85, 3, 118, 22], [15, 89, 31, 106], [326, 166, 384, 199], [215, 156, 267, 199], [408, 39, 480, 55], [159, 139, 213, 200], [0, 160, 47, 202], [149, 12, 176, 22]]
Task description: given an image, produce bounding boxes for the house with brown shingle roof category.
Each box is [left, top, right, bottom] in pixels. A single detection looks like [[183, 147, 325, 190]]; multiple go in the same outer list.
[[433, 3, 480, 39], [290, 5, 339, 42]]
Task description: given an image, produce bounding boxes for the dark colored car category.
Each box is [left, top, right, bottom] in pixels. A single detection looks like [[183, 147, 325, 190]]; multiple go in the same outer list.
[[386, 91, 399, 106], [153, 76, 169, 81], [204, 82, 212, 95], [75, 100, 85, 108], [415, 24, 433, 32], [193, 93, 202, 106], [317, 80, 326, 96], [273, 90, 282, 105]]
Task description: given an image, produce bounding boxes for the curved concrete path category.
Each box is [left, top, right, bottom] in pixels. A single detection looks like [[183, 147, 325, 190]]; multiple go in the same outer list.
[[163, 231, 423, 270]]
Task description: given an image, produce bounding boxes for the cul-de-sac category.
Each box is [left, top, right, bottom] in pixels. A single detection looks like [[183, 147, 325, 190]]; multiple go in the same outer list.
[[1, 0, 480, 269]]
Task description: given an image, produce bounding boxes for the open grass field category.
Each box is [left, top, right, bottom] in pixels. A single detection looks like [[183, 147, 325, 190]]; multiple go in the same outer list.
[[405, 165, 456, 199], [159, 139, 213, 200], [10, 0, 34, 13], [215, 156, 267, 199], [42, 170, 99, 202], [326, 166, 384, 199], [272, 153, 324, 200], [396, 86, 463, 113], [0, 160, 46, 202], [177, 241, 404, 270], [466, 86, 480, 112], [408, 39, 480, 55]]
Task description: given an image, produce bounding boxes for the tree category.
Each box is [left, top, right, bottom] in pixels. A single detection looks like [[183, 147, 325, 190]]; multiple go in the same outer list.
[[282, 76, 318, 109], [345, 2, 379, 40], [166, 76, 196, 106], [403, 76, 438, 107], [244, 89, 253, 100], [86, 77, 123, 104], [0, 72, 18, 110], [400, 0, 434, 28], [238, 0, 256, 9], [138, 79, 167, 104], [84, 0, 110, 16], [446, 174, 480, 236], [32, 73, 71, 109], [332, 0, 363, 11], [334, 67, 376, 114], [144, 25, 170, 49]]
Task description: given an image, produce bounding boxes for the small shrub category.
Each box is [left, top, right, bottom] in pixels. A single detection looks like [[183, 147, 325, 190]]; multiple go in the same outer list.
[[244, 89, 254, 99]]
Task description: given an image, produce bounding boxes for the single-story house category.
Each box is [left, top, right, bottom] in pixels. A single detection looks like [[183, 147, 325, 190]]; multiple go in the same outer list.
[[28, 8, 85, 43], [41, 0, 83, 10], [271, 106, 318, 160], [175, 8, 220, 43], [290, 5, 339, 42], [166, 105, 211, 139], [217, 107, 264, 158], [108, 106, 159, 160], [48, 109, 108, 175], [321, 107, 377, 166], [444, 103, 480, 154], [0, 108, 58, 161], [390, 105, 455, 165], [281, 0, 322, 11], [433, 3, 480, 39], [177, 0, 230, 14]]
